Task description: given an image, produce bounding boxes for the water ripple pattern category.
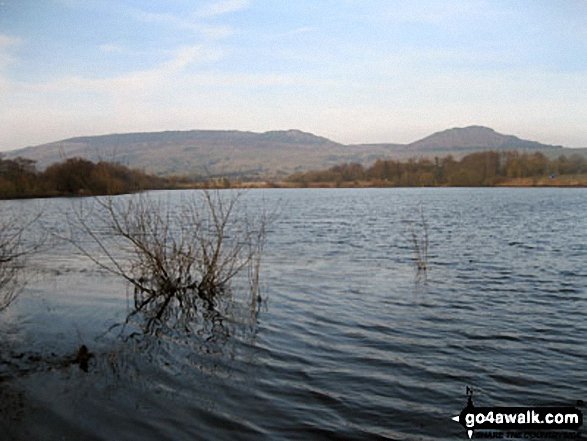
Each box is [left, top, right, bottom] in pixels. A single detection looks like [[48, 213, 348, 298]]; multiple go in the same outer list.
[[1, 188, 585, 440]]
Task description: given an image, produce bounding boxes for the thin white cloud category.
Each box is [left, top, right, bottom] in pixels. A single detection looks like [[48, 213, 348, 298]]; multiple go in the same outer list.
[[98, 44, 226, 67], [264, 27, 315, 40], [129, 1, 249, 39], [52, 0, 85, 7], [0, 35, 22, 47], [165, 44, 226, 70], [375, 0, 503, 25], [98, 44, 124, 54], [21, 44, 226, 96], [0, 34, 23, 70], [133, 9, 234, 39], [194, 0, 250, 18]]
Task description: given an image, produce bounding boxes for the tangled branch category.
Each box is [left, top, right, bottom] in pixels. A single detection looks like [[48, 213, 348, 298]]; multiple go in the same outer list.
[[0, 209, 44, 311], [68, 190, 270, 334]]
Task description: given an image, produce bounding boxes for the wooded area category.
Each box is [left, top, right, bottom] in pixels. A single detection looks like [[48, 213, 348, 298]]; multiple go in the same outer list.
[[2, 150, 587, 198], [0, 156, 168, 198], [287, 151, 587, 187]]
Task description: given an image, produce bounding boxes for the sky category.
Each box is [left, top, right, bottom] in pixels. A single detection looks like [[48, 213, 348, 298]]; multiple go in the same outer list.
[[1, 0, 587, 152]]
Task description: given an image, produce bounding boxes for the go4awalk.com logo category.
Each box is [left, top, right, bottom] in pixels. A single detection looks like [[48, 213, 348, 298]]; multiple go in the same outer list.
[[452, 387, 583, 439]]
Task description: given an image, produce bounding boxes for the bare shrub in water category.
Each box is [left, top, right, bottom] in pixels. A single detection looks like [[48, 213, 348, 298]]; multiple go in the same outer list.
[[69, 190, 270, 334], [409, 208, 429, 272], [0, 211, 43, 311]]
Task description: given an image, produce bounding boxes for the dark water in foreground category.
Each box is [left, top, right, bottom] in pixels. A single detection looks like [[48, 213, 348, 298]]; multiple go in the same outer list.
[[1, 188, 586, 440]]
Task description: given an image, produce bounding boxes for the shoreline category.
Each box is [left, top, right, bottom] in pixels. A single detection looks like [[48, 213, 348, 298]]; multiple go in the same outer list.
[[198, 177, 587, 189], [1, 178, 586, 201]]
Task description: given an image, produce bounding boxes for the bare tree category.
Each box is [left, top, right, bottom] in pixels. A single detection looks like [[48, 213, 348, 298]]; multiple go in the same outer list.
[[0, 210, 43, 311], [68, 190, 270, 334]]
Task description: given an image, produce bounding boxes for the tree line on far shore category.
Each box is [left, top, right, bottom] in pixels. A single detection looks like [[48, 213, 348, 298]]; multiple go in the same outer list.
[[3, 150, 587, 198], [0, 156, 168, 198], [287, 151, 587, 187]]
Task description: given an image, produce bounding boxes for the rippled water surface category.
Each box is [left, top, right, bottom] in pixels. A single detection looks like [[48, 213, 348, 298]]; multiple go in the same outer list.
[[1, 188, 586, 440]]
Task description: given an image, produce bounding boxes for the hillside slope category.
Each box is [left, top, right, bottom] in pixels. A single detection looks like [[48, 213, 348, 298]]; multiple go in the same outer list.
[[407, 126, 561, 151], [6, 129, 404, 178], [5, 127, 568, 178]]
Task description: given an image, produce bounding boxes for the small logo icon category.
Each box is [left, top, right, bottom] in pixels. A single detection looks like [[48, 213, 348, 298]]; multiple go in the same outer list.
[[452, 386, 475, 438]]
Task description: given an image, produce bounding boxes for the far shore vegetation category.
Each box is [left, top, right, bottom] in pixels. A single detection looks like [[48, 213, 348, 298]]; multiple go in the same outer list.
[[0, 155, 170, 199], [284, 150, 587, 188], [1, 149, 587, 200]]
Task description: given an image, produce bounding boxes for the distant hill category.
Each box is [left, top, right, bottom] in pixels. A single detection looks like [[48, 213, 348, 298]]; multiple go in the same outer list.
[[5, 129, 403, 178], [406, 126, 562, 151], [4, 126, 571, 179]]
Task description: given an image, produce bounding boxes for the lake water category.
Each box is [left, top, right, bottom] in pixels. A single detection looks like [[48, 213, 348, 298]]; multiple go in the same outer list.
[[1, 188, 586, 440]]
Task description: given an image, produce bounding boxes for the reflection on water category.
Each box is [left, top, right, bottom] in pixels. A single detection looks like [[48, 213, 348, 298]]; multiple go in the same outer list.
[[1, 188, 586, 440]]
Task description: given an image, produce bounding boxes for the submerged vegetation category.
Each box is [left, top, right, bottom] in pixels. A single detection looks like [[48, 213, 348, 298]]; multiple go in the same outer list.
[[287, 151, 587, 187], [408, 209, 429, 273], [67, 190, 270, 335], [0, 215, 26, 311], [0, 189, 270, 387], [0, 210, 44, 311]]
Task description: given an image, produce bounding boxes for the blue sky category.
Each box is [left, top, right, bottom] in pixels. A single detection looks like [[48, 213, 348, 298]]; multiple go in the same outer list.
[[1, 0, 587, 151]]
